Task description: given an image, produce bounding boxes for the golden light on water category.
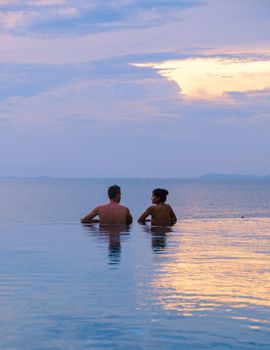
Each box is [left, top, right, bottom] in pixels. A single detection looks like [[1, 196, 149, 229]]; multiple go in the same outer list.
[[134, 57, 270, 101], [150, 218, 270, 328]]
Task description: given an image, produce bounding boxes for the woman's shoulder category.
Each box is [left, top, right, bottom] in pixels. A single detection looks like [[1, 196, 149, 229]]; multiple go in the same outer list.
[[163, 202, 172, 208], [146, 205, 155, 212], [162, 203, 173, 211]]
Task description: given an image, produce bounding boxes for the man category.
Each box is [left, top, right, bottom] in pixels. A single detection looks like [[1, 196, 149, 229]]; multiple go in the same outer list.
[[80, 185, 133, 225]]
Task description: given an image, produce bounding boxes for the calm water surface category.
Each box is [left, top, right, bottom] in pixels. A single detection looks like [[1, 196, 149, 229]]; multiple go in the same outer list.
[[0, 179, 270, 349]]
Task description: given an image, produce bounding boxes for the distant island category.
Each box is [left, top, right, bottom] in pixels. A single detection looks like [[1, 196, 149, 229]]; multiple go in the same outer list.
[[200, 174, 270, 180]]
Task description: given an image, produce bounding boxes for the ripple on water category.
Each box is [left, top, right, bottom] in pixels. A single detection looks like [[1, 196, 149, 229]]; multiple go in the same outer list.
[[0, 218, 270, 349]]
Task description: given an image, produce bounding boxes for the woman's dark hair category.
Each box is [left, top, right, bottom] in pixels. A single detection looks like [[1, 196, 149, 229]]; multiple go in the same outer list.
[[153, 188, 169, 203]]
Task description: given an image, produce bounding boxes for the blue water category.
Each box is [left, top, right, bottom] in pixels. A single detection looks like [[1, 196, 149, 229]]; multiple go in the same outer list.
[[0, 179, 270, 349], [0, 178, 269, 223]]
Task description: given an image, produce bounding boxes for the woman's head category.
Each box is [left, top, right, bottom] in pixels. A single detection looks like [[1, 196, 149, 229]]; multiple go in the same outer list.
[[152, 188, 169, 204]]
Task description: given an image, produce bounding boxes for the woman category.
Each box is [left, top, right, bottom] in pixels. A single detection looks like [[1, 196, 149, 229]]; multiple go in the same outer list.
[[138, 188, 177, 226]]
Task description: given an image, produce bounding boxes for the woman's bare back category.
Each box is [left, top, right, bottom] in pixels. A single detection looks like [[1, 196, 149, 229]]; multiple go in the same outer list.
[[150, 203, 175, 225], [138, 203, 177, 226]]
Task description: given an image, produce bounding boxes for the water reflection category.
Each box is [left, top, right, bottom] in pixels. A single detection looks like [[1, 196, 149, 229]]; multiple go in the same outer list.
[[82, 224, 130, 266], [150, 218, 270, 326], [143, 225, 173, 253]]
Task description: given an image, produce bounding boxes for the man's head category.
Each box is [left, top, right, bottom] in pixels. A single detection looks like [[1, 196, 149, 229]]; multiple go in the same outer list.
[[108, 185, 121, 203]]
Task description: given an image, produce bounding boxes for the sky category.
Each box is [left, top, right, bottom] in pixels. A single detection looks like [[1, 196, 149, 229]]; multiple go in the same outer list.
[[0, 0, 270, 178]]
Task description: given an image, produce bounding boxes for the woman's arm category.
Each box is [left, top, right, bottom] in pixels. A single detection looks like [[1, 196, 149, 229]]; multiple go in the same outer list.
[[137, 207, 152, 224], [168, 205, 177, 225]]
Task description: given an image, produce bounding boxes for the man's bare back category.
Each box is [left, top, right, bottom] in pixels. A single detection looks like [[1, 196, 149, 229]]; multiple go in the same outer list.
[[81, 202, 132, 224], [80, 185, 132, 225]]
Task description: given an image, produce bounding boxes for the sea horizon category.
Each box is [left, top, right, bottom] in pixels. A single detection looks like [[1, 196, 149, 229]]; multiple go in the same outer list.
[[1, 174, 270, 180]]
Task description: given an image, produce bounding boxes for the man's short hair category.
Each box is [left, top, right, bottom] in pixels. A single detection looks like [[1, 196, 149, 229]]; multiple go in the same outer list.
[[108, 185, 121, 199]]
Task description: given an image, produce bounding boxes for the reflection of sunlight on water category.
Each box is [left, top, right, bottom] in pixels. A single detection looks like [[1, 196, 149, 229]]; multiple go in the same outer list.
[[134, 57, 270, 101], [150, 218, 270, 328]]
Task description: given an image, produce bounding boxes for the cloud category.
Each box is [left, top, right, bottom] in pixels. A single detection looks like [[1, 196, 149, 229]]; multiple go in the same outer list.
[[0, 5, 79, 33], [0, 67, 182, 127], [0, 0, 204, 35], [0, 0, 269, 66], [0, 28, 197, 64], [134, 56, 270, 102], [2, 60, 270, 131], [0, 0, 17, 4], [29, 0, 67, 5], [0, 0, 270, 178], [0, 0, 269, 44], [0, 11, 25, 29]]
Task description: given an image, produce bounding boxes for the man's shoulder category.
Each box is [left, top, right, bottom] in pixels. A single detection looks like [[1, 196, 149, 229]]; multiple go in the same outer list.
[[99, 203, 129, 210], [95, 203, 108, 211], [118, 204, 130, 211]]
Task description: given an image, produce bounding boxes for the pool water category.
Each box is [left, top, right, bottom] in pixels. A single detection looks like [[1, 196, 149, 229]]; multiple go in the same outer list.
[[0, 218, 270, 349]]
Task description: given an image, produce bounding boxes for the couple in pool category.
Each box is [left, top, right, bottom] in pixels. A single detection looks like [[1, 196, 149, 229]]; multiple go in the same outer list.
[[81, 185, 177, 226]]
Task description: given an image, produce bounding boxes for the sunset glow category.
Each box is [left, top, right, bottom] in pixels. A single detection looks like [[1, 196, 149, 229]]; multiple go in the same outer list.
[[135, 57, 270, 102], [150, 218, 270, 327]]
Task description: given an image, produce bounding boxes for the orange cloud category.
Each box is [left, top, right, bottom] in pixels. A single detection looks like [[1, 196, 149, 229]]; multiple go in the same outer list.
[[134, 57, 270, 102]]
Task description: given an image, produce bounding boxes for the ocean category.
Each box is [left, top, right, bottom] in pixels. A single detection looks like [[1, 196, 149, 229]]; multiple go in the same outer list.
[[0, 178, 270, 349]]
